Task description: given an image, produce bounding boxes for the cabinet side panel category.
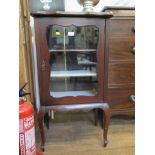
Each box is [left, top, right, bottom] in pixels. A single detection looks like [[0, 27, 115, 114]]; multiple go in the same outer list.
[[30, 17, 40, 111]]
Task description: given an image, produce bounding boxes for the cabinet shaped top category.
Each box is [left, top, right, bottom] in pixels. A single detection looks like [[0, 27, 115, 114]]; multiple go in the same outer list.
[[31, 11, 113, 18]]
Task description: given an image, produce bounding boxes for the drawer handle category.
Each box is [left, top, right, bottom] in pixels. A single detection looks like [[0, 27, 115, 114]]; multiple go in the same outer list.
[[131, 47, 135, 55], [130, 95, 135, 103]]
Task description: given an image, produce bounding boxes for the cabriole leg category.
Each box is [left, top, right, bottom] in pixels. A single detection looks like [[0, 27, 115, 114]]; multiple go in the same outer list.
[[38, 111, 45, 151], [94, 109, 98, 126], [101, 103, 111, 147]]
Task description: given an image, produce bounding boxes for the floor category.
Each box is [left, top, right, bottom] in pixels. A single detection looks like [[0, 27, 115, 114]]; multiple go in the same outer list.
[[36, 111, 135, 155]]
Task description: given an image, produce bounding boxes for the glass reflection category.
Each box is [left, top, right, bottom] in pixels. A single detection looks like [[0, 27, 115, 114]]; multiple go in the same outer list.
[[47, 25, 99, 97]]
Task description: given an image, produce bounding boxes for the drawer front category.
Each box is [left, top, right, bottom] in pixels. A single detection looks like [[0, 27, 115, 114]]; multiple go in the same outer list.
[[109, 38, 135, 61], [109, 19, 135, 38], [108, 62, 135, 87], [110, 10, 135, 17], [107, 88, 135, 110]]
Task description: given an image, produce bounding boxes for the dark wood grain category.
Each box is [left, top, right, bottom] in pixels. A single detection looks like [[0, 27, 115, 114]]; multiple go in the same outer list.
[[104, 8, 135, 116], [107, 88, 135, 110], [108, 62, 135, 87], [109, 19, 135, 37], [109, 38, 135, 61]]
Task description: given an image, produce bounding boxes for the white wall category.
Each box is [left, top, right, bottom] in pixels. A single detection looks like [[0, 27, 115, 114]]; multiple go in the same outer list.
[[65, 0, 135, 12]]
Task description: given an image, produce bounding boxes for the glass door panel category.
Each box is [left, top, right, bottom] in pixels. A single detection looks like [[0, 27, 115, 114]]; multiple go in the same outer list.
[[64, 25, 98, 49], [47, 25, 99, 97], [48, 25, 64, 50]]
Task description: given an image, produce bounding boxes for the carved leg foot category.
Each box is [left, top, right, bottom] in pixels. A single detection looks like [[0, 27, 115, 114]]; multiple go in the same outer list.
[[44, 112, 50, 129], [38, 111, 45, 151], [40, 145, 45, 152], [101, 103, 111, 147]]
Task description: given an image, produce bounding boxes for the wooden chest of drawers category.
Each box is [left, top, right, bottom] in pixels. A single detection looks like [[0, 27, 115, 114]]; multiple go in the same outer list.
[[104, 7, 135, 116]]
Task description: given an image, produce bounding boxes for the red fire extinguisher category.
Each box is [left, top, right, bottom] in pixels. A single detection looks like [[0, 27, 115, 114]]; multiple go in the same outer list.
[[19, 83, 36, 155], [19, 83, 44, 155]]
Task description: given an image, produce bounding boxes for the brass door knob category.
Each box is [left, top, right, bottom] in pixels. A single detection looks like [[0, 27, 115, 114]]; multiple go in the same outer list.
[[131, 47, 135, 55], [130, 95, 135, 103]]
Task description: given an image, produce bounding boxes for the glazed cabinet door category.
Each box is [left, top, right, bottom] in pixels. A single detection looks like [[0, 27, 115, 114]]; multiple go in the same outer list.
[[34, 17, 105, 106]]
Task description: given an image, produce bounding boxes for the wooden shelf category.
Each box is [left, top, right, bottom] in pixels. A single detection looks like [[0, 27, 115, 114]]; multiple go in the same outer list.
[[51, 70, 97, 78], [49, 49, 96, 52], [50, 90, 97, 97], [77, 59, 97, 65]]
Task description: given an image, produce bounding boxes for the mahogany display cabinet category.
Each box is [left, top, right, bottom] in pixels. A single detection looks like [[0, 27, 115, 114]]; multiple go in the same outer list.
[[31, 11, 113, 151]]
